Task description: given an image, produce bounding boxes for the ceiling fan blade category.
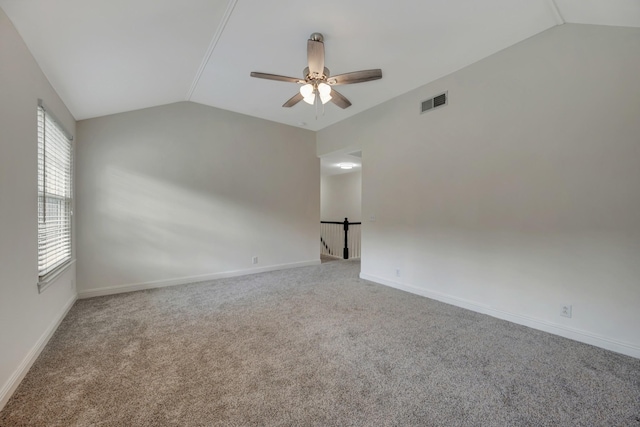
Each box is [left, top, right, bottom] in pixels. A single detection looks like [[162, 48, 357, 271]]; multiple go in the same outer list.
[[329, 89, 352, 109], [283, 92, 304, 108], [328, 69, 382, 85], [307, 39, 325, 76], [250, 72, 303, 84]]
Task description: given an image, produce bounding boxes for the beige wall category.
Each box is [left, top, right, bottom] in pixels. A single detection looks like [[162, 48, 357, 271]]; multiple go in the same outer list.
[[321, 171, 362, 222], [0, 8, 77, 408], [76, 102, 319, 296], [317, 24, 640, 357]]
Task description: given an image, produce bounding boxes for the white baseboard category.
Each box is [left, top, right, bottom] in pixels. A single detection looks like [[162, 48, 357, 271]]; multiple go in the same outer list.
[[78, 259, 321, 299], [0, 293, 77, 411], [360, 273, 640, 359]]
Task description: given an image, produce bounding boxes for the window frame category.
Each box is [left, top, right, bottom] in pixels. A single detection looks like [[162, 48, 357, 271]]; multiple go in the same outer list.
[[37, 100, 74, 293]]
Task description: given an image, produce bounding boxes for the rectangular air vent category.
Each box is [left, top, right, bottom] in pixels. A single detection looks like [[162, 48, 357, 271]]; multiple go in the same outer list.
[[421, 91, 448, 114]]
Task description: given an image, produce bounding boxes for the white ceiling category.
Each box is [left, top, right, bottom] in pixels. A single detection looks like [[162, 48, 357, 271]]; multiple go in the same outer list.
[[321, 151, 362, 177], [1, 0, 638, 132]]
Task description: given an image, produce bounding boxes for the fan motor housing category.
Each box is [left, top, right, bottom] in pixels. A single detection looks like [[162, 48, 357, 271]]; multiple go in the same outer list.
[[304, 66, 330, 82]]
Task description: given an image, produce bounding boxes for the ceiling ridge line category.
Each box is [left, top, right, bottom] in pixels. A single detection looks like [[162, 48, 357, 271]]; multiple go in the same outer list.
[[548, 0, 565, 25], [185, 0, 239, 100]]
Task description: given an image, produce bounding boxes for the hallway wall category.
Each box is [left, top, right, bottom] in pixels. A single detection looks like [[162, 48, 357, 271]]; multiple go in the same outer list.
[[321, 171, 362, 222]]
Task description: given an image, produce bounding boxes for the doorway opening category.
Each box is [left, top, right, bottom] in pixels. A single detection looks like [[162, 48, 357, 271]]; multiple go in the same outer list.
[[319, 150, 362, 262]]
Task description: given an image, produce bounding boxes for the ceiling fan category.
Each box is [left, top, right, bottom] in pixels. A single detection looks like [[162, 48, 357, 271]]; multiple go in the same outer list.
[[250, 33, 382, 109]]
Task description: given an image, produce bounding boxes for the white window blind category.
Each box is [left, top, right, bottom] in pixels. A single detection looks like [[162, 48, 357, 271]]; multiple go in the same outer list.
[[37, 105, 73, 282]]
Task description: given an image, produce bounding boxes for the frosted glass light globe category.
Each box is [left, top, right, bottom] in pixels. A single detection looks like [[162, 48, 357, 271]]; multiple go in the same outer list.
[[300, 84, 315, 104]]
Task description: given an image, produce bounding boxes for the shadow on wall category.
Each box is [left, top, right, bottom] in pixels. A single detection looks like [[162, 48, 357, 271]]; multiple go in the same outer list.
[[99, 165, 237, 273], [82, 164, 305, 287]]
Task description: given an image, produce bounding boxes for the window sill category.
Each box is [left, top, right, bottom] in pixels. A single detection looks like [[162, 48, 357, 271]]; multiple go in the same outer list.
[[38, 259, 76, 294]]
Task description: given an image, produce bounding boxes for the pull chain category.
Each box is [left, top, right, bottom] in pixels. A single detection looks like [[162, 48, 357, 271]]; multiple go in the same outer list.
[[314, 86, 326, 120]]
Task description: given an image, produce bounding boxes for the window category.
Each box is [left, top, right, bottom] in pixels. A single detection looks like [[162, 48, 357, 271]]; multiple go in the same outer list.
[[37, 103, 73, 289]]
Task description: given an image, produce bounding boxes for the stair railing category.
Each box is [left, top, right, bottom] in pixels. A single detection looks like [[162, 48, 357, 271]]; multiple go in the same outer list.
[[320, 218, 362, 259]]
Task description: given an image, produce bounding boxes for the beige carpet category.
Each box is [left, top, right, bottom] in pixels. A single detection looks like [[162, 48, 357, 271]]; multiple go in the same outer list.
[[1, 260, 639, 426]]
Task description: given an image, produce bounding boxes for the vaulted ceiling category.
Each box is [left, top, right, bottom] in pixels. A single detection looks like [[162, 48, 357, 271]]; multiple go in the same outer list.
[[1, 0, 638, 131]]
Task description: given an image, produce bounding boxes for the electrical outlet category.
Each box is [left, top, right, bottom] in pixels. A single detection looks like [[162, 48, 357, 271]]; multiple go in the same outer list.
[[561, 304, 572, 318], [369, 214, 376, 222], [395, 268, 401, 277], [252, 256, 258, 265]]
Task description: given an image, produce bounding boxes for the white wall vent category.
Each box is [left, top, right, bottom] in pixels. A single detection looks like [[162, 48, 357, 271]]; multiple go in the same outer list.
[[421, 91, 448, 114]]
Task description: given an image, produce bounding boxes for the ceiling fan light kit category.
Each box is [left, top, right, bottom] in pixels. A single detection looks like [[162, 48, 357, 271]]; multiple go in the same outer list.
[[300, 82, 332, 105], [250, 32, 382, 114]]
